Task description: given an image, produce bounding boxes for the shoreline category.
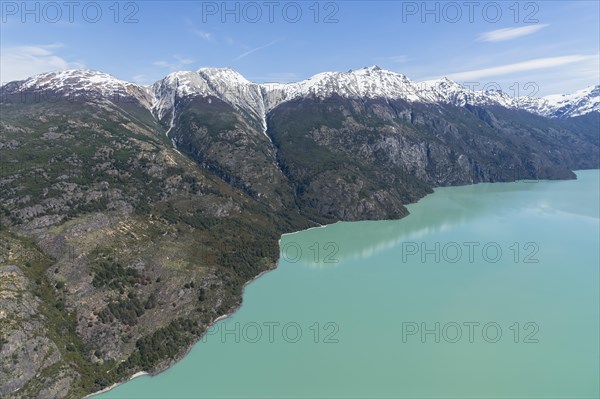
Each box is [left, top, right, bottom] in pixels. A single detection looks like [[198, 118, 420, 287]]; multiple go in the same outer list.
[[86, 264, 277, 398], [280, 222, 327, 237], [85, 372, 148, 398], [87, 213, 376, 398]]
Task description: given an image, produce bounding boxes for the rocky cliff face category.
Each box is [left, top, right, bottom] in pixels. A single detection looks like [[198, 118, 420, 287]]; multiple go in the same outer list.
[[0, 68, 598, 398], [265, 96, 597, 221]]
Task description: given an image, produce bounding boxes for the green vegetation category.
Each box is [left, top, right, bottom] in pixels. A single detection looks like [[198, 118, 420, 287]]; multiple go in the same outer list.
[[118, 319, 202, 373], [91, 253, 144, 290], [198, 288, 206, 302], [100, 293, 145, 326]]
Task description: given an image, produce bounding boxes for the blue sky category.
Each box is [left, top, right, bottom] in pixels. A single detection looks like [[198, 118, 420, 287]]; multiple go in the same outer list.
[[1, 0, 599, 95]]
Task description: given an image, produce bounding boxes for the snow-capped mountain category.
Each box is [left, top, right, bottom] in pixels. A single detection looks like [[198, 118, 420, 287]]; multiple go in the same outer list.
[[1, 69, 153, 108], [147, 66, 599, 125], [2, 67, 598, 121], [421, 77, 518, 108], [534, 85, 600, 118], [421, 76, 600, 118], [262, 66, 440, 106], [151, 68, 268, 134]]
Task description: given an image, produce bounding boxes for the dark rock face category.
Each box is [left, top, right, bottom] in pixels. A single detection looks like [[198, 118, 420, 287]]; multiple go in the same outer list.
[[265, 97, 597, 221], [169, 96, 294, 211], [0, 86, 598, 398]]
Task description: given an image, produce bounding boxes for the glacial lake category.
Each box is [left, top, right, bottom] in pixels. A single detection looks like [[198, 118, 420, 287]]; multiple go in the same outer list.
[[96, 170, 599, 398]]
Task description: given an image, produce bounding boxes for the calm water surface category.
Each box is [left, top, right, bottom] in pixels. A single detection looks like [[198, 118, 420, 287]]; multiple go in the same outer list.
[[96, 170, 600, 398]]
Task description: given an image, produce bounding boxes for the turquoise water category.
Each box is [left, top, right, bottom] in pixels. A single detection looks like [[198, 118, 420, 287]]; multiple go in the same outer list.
[[96, 170, 600, 398]]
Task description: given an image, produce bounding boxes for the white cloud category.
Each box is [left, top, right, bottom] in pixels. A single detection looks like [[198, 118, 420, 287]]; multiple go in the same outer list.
[[191, 29, 214, 41], [152, 55, 195, 71], [446, 54, 599, 80], [184, 17, 214, 41], [0, 44, 84, 84], [515, 57, 600, 95], [478, 24, 549, 42], [234, 39, 282, 61]]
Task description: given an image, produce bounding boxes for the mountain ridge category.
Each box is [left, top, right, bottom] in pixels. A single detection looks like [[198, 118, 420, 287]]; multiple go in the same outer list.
[[3, 67, 599, 121]]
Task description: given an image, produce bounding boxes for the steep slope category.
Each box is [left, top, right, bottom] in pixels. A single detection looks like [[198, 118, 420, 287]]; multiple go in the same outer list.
[[266, 96, 598, 222], [151, 68, 268, 136], [0, 93, 303, 398], [150, 71, 293, 211]]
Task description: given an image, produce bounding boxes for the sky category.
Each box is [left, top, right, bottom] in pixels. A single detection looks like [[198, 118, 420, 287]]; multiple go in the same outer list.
[[1, 0, 599, 96]]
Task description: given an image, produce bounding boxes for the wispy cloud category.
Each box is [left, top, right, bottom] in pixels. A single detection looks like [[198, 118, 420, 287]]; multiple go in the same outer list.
[[0, 44, 84, 84], [153, 55, 195, 71], [234, 39, 283, 61], [478, 24, 549, 42], [184, 18, 214, 41], [191, 29, 214, 41], [446, 54, 599, 80]]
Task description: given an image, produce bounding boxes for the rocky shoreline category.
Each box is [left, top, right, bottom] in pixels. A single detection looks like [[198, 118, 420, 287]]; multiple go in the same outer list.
[[85, 262, 279, 399]]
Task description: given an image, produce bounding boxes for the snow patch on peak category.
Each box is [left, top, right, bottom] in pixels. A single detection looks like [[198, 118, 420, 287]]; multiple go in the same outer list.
[[4, 69, 153, 108], [421, 77, 458, 88], [420, 77, 516, 108], [18, 69, 133, 93], [261, 66, 428, 109], [198, 67, 251, 85], [532, 85, 600, 117], [150, 69, 272, 140], [6, 67, 595, 121], [420, 79, 599, 117]]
